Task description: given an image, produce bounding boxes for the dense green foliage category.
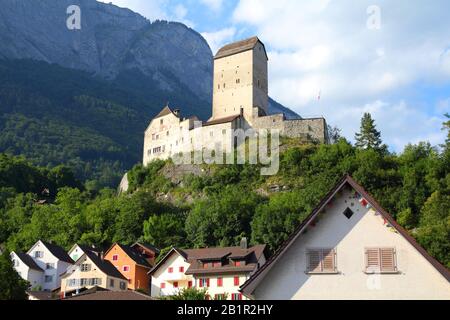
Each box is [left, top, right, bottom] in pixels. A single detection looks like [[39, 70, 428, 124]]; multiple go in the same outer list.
[[0, 251, 29, 300], [0, 59, 209, 189], [0, 114, 449, 271], [161, 287, 210, 300]]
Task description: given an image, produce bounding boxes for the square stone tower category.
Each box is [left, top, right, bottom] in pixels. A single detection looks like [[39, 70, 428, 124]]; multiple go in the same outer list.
[[212, 37, 269, 122]]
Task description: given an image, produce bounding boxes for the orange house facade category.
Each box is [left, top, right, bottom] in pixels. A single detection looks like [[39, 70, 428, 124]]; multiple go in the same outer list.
[[104, 243, 158, 293]]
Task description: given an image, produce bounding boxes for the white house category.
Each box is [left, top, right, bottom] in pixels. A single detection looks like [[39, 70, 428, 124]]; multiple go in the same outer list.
[[68, 243, 101, 262], [150, 240, 266, 300], [240, 175, 450, 300], [10, 252, 44, 290], [22, 240, 74, 291]]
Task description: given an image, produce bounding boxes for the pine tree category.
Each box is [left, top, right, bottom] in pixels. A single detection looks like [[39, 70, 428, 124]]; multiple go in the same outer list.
[[355, 113, 383, 150]]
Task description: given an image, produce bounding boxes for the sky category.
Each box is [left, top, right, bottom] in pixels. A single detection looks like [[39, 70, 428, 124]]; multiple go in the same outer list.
[[98, 0, 450, 152]]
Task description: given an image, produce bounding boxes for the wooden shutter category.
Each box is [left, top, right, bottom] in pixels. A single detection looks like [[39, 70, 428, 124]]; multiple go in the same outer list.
[[366, 248, 397, 273], [308, 249, 336, 273], [308, 250, 322, 272], [366, 248, 380, 272], [322, 249, 336, 272], [380, 248, 396, 272]]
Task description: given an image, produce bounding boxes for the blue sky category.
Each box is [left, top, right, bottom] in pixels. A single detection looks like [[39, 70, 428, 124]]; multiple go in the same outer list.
[[98, 0, 450, 152]]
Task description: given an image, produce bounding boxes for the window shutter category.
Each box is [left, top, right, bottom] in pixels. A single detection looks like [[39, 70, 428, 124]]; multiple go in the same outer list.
[[366, 248, 380, 273], [380, 248, 396, 272], [308, 250, 322, 272], [322, 249, 336, 272]]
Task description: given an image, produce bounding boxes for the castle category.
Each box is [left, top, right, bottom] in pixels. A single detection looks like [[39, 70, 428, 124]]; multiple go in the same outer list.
[[143, 37, 328, 165]]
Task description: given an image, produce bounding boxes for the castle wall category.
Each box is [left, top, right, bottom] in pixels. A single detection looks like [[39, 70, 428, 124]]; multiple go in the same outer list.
[[283, 118, 328, 143]]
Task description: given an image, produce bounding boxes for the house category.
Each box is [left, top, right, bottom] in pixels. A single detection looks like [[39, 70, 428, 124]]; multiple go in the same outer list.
[[11, 240, 74, 292], [131, 242, 160, 266], [64, 287, 153, 300], [68, 243, 102, 262], [26, 291, 57, 301], [240, 175, 450, 300], [150, 239, 267, 300], [61, 250, 128, 297], [10, 252, 44, 290], [104, 243, 158, 293]]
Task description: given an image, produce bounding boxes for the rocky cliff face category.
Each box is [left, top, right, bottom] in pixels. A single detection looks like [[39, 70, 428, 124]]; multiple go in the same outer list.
[[0, 0, 298, 117], [0, 0, 213, 102]]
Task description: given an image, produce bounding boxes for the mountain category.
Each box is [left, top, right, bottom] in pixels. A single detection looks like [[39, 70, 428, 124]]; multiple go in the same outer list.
[[0, 0, 300, 187]]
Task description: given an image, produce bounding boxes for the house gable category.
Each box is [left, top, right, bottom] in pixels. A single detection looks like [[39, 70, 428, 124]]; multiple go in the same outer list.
[[241, 175, 450, 300]]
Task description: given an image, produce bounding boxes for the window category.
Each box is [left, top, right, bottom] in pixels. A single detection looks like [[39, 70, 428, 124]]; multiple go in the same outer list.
[[210, 131, 214, 137], [365, 248, 397, 273], [152, 134, 156, 141], [203, 262, 209, 269], [34, 251, 44, 258], [123, 266, 130, 272], [173, 282, 179, 288], [218, 84, 220, 90], [45, 275, 53, 283], [236, 79, 240, 84], [161, 282, 166, 289], [222, 129, 226, 135], [160, 119, 164, 125], [188, 281, 193, 288], [179, 267, 184, 273], [109, 279, 115, 287], [223, 83, 226, 88], [231, 293, 243, 300], [112, 255, 118, 261], [217, 277, 223, 287], [120, 282, 126, 290], [234, 276, 240, 286], [343, 207, 354, 219], [199, 278, 210, 288], [168, 267, 174, 273], [11, 259, 18, 267], [45, 263, 55, 270], [234, 261, 241, 267], [81, 264, 91, 272], [167, 131, 169, 136], [93, 278, 101, 286], [307, 249, 337, 273], [215, 294, 226, 300]]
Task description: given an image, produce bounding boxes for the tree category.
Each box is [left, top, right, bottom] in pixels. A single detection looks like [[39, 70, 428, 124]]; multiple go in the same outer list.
[[0, 252, 29, 300], [355, 113, 384, 151], [327, 125, 342, 144], [162, 287, 209, 300], [143, 213, 186, 249]]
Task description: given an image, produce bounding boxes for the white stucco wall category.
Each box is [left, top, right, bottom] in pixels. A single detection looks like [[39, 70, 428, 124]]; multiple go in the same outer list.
[[151, 253, 193, 298], [253, 189, 450, 300], [27, 241, 73, 291]]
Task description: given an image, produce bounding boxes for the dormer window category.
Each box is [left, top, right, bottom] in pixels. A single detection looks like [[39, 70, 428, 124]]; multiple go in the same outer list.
[[234, 261, 241, 267]]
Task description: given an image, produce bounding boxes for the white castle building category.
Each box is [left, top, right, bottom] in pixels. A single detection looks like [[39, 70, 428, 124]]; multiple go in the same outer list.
[[143, 37, 328, 165]]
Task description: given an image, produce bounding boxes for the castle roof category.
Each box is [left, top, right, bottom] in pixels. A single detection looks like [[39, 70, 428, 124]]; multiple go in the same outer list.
[[154, 106, 178, 119], [214, 36, 268, 60], [204, 114, 242, 127]]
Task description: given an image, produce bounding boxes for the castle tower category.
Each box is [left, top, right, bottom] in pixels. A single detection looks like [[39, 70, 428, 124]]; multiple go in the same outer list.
[[211, 37, 268, 122]]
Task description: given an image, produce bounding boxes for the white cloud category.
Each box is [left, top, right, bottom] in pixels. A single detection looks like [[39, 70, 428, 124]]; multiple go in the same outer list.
[[202, 27, 236, 54], [232, 0, 450, 150], [200, 0, 224, 12]]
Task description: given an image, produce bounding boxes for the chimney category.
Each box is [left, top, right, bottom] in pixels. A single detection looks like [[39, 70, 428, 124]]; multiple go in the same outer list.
[[240, 237, 248, 250]]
